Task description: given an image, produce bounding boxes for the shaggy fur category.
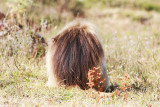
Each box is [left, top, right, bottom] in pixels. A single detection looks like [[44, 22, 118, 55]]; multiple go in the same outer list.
[[46, 20, 109, 91]]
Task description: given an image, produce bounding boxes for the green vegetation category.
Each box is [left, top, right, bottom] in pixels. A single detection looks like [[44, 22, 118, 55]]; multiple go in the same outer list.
[[0, 0, 160, 106]]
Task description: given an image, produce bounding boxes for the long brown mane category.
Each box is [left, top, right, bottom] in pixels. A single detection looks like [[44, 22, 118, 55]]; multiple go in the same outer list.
[[51, 22, 104, 89]]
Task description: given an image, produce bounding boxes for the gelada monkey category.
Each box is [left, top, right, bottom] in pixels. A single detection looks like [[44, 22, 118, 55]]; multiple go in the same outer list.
[[46, 19, 109, 91]]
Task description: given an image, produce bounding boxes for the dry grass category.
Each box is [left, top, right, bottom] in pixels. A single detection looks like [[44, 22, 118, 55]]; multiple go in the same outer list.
[[0, 0, 160, 106]]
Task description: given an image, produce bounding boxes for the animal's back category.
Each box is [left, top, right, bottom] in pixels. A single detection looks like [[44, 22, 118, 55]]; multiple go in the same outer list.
[[52, 21, 104, 89]]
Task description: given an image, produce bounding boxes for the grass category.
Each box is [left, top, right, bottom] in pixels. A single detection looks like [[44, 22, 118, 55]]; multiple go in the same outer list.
[[0, 0, 160, 106], [88, 0, 160, 12]]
